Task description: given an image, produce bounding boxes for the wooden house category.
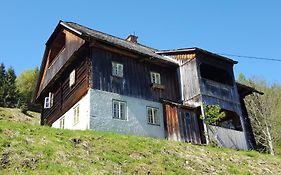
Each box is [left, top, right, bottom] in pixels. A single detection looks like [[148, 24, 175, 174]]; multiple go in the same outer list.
[[35, 21, 261, 150]]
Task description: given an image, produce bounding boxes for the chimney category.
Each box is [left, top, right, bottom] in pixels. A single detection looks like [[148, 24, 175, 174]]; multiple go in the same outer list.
[[126, 34, 138, 43]]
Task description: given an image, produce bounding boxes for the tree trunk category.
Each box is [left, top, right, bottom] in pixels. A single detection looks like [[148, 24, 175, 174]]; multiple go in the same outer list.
[[266, 124, 275, 155]]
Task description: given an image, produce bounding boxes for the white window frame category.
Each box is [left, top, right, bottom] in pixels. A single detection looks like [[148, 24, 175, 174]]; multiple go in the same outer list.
[[69, 69, 76, 87], [59, 117, 65, 129], [73, 105, 80, 125], [147, 107, 160, 125], [112, 100, 127, 120], [44, 92, 54, 109], [150, 72, 161, 84], [112, 62, 123, 78]]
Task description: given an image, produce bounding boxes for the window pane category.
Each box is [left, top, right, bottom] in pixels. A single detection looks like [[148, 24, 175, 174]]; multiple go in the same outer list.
[[153, 109, 159, 124], [113, 102, 118, 118], [147, 108, 153, 123], [156, 73, 161, 84], [117, 64, 123, 77], [120, 103, 125, 119]]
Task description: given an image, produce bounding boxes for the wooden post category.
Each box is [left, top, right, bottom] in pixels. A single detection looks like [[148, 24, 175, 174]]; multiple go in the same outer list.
[[200, 102, 209, 144]]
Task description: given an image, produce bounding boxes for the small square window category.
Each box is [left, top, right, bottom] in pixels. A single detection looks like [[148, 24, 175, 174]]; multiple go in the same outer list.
[[73, 105, 80, 125], [112, 62, 123, 77], [69, 70, 76, 87], [112, 100, 127, 120], [59, 117, 65, 129], [150, 72, 161, 84], [147, 107, 160, 125]]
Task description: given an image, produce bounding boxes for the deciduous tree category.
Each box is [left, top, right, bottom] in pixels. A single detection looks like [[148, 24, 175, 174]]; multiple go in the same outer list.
[[238, 73, 281, 155]]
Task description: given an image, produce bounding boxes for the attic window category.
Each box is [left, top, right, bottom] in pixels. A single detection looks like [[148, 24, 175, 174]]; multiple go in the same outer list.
[[200, 63, 233, 86]]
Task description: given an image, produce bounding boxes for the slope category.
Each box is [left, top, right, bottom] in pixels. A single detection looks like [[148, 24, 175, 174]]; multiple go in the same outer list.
[[0, 107, 281, 174]]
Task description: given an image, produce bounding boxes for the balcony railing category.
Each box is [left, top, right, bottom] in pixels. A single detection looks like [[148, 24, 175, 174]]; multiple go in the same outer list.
[[208, 125, 248, 150]]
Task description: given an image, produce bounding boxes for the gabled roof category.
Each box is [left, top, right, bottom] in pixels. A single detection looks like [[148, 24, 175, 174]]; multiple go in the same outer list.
[[157, 47, 238, 64], [59, 21, 179, 65]]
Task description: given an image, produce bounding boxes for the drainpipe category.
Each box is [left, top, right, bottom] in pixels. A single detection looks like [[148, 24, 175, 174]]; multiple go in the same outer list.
[[200, 102, 209, 144]]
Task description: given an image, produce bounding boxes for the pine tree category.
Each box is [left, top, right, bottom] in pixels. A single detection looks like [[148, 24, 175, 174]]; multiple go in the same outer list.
[[4, 67, 18, 107], [0, 63, 6, 106]]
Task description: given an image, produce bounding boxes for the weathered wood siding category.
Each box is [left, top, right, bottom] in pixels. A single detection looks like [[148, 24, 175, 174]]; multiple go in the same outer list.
[[163, 103, 202, 144], [164, 104, 180, 141], [178, 108, 201, 144], [41, 55, 90, 126], [91, 47, 180, 102], [37, 29, 85, 97], [208, 125, 248, 150], [179, 59, 201, 102]]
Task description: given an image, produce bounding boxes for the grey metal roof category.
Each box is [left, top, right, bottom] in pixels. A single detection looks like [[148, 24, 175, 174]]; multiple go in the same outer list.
[[61, 21, 179, 65]]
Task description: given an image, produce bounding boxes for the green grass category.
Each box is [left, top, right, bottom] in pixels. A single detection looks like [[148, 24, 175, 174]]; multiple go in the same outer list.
[[1, 108, 281, 174]]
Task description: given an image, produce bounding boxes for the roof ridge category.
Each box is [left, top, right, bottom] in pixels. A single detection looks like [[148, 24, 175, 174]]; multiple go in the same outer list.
[[63, 21, 158, 52]]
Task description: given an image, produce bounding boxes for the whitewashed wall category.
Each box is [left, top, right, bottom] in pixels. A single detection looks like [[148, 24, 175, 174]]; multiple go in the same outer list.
[[89, 89, 165, 138], [52, 91, 90, 130]]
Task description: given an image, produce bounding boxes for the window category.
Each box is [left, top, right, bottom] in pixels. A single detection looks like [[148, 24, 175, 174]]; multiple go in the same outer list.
[[69, 70, 76, 87], [147, 107, 160, 125], [112, 100, 127, 120], [44, 92, 54, 109], [150, 72, 161, 84], [73, 105, 80, 125], [112, 62, 123, 77], [59, 117, 65, 129]]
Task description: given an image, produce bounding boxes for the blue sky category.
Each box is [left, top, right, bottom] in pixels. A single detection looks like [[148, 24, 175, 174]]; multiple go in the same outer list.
[[0, 1, 280, 83]]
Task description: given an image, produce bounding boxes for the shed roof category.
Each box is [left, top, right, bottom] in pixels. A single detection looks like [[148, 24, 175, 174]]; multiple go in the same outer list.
[[236, 82, 264, 97]]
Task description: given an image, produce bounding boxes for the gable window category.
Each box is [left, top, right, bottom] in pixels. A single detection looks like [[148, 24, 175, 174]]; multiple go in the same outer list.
[[73, 105, 80, 125], [112, 62, 123, 77], [69, 69, 76, 87], [44, 92, 54, 109], [147, 107, 160, 125], [112, 100, 127, 120], [59, 117, 65, 129], [150, 72, 161, 84]]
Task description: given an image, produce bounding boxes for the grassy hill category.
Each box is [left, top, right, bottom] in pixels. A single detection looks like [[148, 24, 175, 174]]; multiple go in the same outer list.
[[0, 107, 281, 174]]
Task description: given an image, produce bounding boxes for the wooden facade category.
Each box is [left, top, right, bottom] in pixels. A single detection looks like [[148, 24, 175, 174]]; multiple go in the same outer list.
[[91, 45, 180, 102]]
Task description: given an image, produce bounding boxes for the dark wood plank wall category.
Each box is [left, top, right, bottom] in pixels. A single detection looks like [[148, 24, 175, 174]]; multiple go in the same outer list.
[[41, 55, 90, 126], [164, 103, 202, 144], [91, 47, 180, 102], [177, 108, 201, 144]]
